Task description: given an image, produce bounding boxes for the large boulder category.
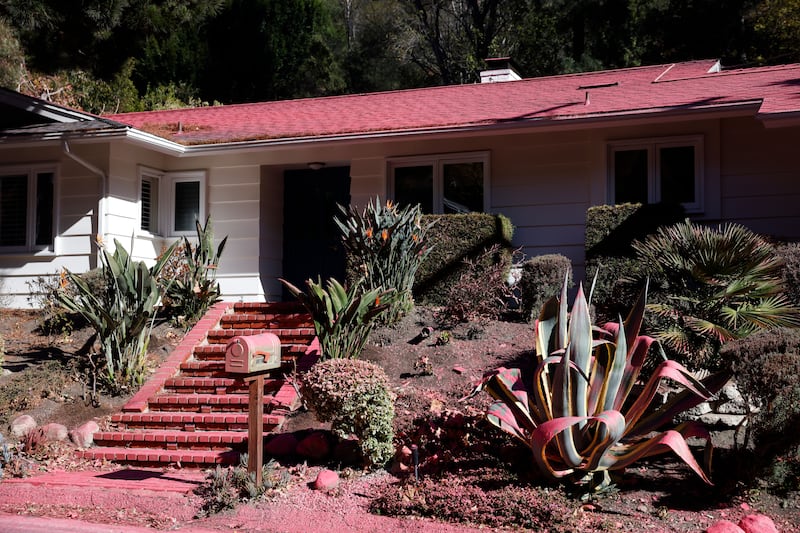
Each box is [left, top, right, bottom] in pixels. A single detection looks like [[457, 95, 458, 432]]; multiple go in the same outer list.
[[706, 520, 745, 533], [738, 514, 779, 533], [10, 415, 36, 439], [69, 420, 100, 448], [296, 431, 330, 460], [311, 469, 339, 491], [42, 423, 68, 442]]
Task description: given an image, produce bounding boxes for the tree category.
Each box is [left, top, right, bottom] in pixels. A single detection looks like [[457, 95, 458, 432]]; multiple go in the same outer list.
[[0, 17, 24, 90]]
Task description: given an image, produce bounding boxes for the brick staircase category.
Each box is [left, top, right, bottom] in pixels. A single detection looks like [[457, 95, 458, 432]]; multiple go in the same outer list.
[[77, 301, 319, 467]]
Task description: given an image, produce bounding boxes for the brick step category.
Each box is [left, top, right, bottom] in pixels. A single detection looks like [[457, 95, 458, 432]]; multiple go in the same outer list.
[[206, 328, 315, 345], [111, 412, 286, 432], [219, 313, 313, 330], [93, 430, 247, 450], [232, 301, 306, 314], [147, 393, 281, 413], [77, 446, 240, 466], [163, 376, 285, 394], [192, 343, 308, 361], [179, 359, 298, 377]]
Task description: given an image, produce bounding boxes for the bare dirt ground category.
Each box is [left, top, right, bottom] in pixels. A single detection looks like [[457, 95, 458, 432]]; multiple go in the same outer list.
[[1, 307, 799, 532]]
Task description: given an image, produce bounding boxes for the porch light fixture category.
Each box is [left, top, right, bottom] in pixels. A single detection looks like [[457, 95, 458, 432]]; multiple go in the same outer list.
[[307, 162, 325, 170]]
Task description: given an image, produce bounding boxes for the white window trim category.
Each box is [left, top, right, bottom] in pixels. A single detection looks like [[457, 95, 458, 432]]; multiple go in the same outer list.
[[387, 151, 490, 213], [138, 167, 207, 237], [0, 163, 59, 254], [608, 135, 704, 213]]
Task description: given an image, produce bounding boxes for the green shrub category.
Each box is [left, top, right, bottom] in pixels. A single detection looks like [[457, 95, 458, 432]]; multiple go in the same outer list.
[[196, 456, 289, 517], [55, 238, 177, 393], [632, 220, 800, 370], [336, 198, 433, 324], [161, 216, 227, 328], [280, 277, 391, 360], [414, 213, 514, 305], [437, 244, 521, 325], [731, 343, 800, 492], [301, 359, 395, 467], [518, 254, 572, 323], [776, 242, 800, 306]]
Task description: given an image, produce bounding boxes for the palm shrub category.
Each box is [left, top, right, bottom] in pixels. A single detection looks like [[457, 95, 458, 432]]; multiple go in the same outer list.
[[162, 216, 227, 327], [631, 220, 800, 369], [280, 277, 392, 360], [472, 277, 726, 493], [335, 198, 434, 324], [56, 238, 177, 393]]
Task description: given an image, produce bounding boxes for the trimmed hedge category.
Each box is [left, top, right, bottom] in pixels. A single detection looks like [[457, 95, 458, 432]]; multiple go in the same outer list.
[[585, 202, 684, 320], [776, 242, 800, 306], [412, 213, 514, 306], [518, 254, 573, 323]]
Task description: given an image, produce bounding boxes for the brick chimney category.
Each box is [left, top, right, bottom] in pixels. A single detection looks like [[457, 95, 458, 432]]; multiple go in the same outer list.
[[480, 57, 522, 83]]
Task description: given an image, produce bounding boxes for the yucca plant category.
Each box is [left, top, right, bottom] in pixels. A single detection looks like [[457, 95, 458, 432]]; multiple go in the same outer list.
[[163, 216, 227, 327], [632, 220, 800, 369], [280, 277, 393, 359], [335, 198, 434, 324], [472, 277, 727, 492], [56, 238, 177, 393]]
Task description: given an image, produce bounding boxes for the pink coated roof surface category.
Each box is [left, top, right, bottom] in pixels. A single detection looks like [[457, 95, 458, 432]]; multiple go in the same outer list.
[[109, 60, 800, 146]]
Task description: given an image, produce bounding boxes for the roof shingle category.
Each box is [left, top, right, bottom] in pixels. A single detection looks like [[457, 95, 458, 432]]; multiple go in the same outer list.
[[109, 60, 800, 145]]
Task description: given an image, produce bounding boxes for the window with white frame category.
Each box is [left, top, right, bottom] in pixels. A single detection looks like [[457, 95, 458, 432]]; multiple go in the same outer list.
[[139, 168, 206, 236], [0, 166, 55, 251], [609, 136, 703, 212], [389, 152, 489, 214]]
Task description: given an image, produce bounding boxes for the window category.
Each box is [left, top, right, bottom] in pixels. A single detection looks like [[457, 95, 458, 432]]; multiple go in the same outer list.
[[139, 168, 206, 236], [0, 166, 55, 251], [609, 136, 703, 212], [389, 152, 489, 214]]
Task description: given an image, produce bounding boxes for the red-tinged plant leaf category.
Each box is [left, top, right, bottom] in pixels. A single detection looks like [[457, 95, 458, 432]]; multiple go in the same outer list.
[[632, 372, 729, 437], [474, 367, 543, 430], [622, 359, 712, 437], [486, 401, 530, 443], [600, 424, 713, 485], [582, 410, 627, 472], [530, 416, 589, 479]]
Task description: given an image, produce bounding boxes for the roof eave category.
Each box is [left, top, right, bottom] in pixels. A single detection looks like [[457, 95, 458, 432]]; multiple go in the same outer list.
[[161, 100, 765, 156]]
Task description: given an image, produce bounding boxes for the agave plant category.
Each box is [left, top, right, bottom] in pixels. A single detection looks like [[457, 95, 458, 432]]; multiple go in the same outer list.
[[632, 220, 800, 368], [56, 238, 177, 392], [472, 277, 727, 491], [163, 216, 228, 327], [280, 277, 393, 359]]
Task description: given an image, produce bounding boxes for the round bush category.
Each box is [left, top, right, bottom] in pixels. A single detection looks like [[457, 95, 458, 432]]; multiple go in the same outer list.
[[518, 254, 572, 322], [301, 359, 395, 466]]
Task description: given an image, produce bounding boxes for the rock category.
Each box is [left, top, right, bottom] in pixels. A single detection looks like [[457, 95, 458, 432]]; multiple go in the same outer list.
[[396, 445, 412, 462], [312, 469, 339, 491], [684, 401, 713, 417], [264, 433, 299, 456], [738, 514, 778, 533], [296, 431, 330, 460], [699, 413, 746, 428], [706, 520, 745, 533], [0, 432, 5, 445], [10, 415, 36, 439], [69, 420, 100, 448], [42, 423, 68, 442]]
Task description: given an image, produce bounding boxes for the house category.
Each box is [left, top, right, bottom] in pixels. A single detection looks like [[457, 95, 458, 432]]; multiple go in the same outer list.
[[1, 59, 799, 308]]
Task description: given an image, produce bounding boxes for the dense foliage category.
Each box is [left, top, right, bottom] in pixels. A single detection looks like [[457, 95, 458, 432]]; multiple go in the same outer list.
[[2, 1, 796, 111], [301, 358, 396, 466]]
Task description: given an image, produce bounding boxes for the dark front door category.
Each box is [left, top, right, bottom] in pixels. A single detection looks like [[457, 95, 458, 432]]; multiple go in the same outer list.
[[282, 166, 351, 299]]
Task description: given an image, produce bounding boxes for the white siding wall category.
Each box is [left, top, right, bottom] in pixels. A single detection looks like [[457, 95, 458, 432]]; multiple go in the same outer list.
[[0, 144, 102, 308], [719, 118, 800, 240], [208, 164, 264, 302]]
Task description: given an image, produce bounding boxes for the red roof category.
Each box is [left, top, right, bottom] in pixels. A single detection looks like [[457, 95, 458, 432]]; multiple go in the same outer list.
[[109, 60, 800, 146]]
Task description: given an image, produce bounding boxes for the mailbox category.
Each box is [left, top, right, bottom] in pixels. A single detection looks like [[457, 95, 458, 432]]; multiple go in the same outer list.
[[225, 333, 282, 374]]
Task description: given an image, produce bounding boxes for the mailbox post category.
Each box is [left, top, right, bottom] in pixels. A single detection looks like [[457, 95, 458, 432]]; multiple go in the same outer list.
[[225, 333, 282, 487]]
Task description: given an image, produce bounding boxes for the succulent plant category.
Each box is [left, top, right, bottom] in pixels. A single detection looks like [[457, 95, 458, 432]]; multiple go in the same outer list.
[[472, 276, 727, 492], [280, 276, 392, 360]]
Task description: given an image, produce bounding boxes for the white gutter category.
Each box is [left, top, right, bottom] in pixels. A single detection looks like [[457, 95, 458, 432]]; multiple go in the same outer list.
[[62, 140, 107, 262]]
